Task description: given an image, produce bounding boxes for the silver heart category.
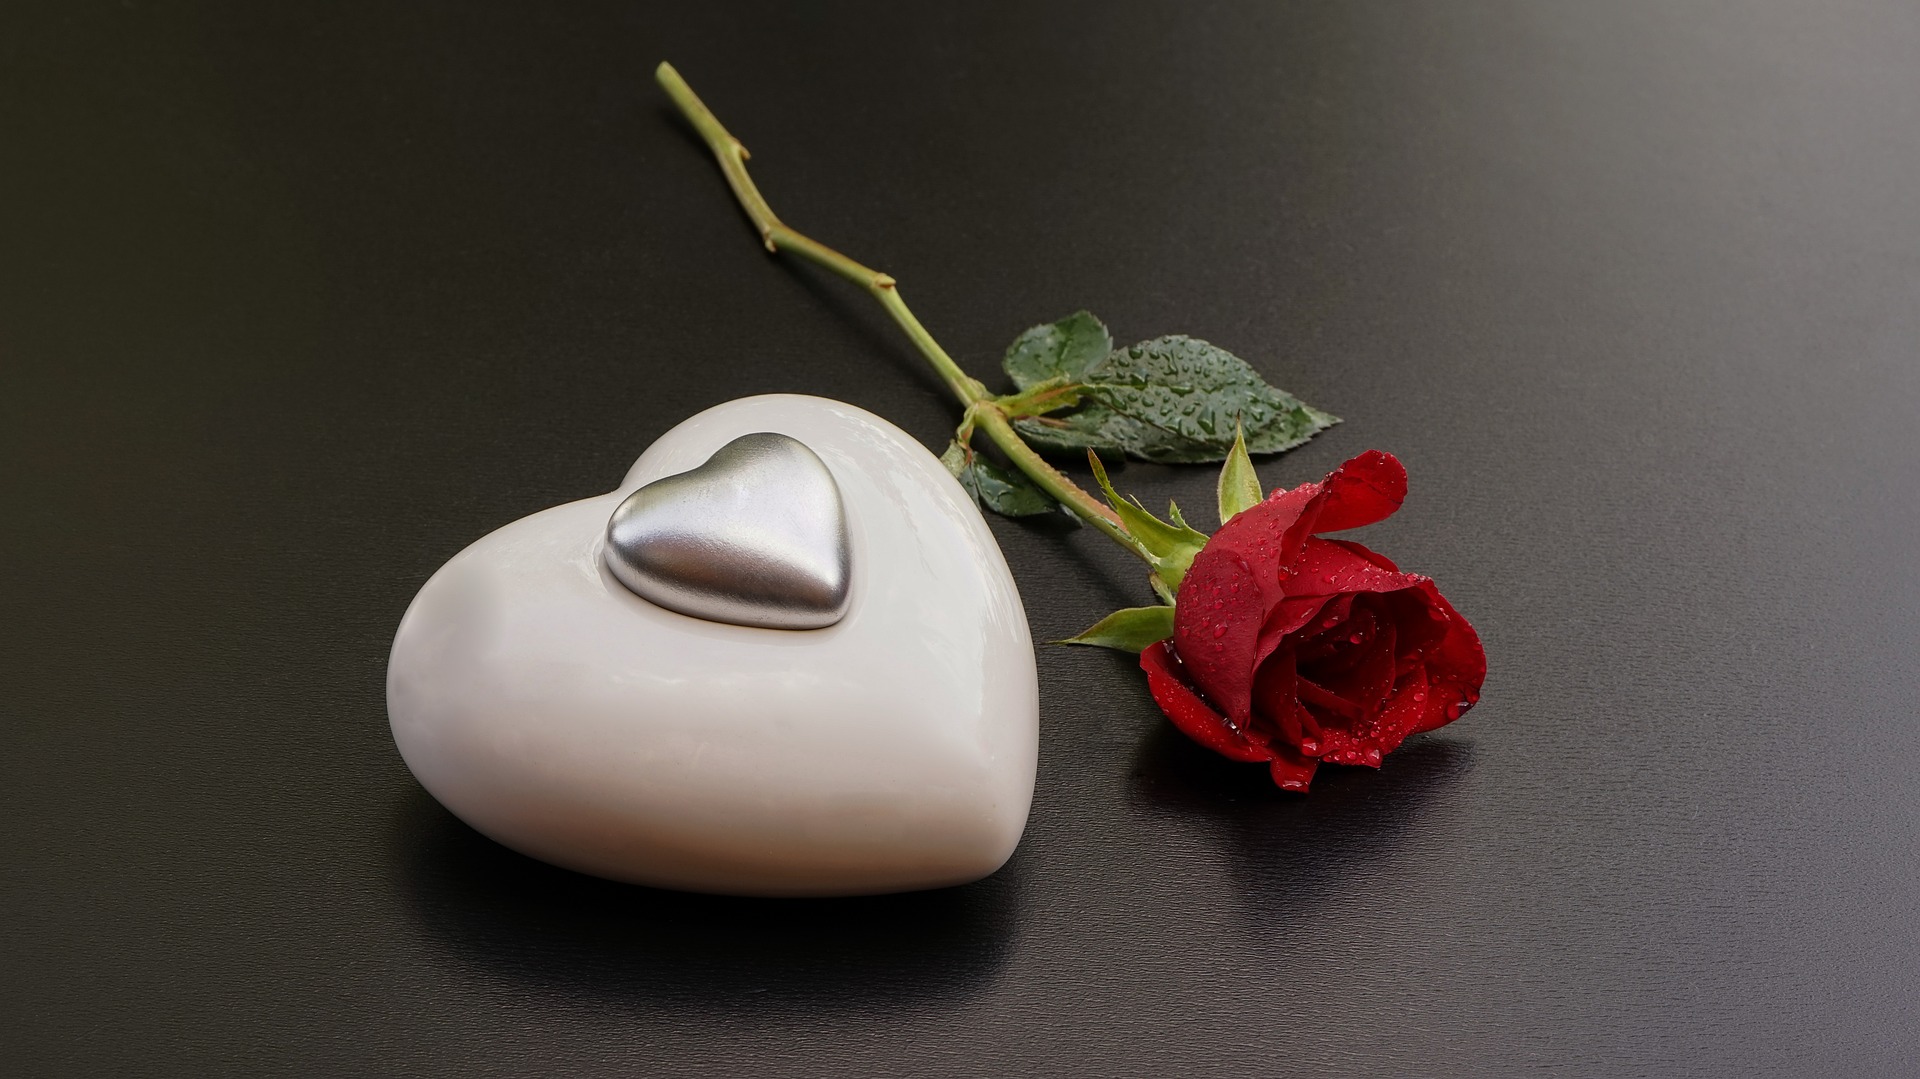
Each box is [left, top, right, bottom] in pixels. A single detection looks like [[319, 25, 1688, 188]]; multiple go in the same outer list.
[[604, 432, 852, 630]]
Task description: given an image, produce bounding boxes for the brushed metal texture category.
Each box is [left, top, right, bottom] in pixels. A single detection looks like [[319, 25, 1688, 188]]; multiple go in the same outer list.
[[603, 432, 851, 629]]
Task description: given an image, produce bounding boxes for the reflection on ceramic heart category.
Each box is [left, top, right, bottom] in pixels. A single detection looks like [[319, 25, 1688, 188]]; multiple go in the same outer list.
[[386, 395, 1039, 897], [604, 431, 852, 630]]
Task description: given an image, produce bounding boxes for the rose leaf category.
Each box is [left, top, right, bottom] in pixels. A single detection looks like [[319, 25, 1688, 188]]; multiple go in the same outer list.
[[1014, 334, 1338, 463], [1059, 604, 1176, 652], [1002, 310, 1113, 391], [941, 441, 1066, 518]]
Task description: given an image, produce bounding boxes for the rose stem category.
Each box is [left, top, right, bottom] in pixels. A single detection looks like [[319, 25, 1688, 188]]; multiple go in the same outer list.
[[655, 61, 1155, 566]]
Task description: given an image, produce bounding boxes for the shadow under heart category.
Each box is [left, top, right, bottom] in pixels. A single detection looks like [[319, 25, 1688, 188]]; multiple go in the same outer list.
[[388, 785, 1020, 1011]]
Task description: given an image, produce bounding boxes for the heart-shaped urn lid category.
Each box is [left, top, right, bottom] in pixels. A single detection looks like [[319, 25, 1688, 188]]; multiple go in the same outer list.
[[603, 432, 852, 630]]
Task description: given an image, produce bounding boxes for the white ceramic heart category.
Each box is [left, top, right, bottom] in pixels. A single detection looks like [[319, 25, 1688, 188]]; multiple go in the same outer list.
[[387, 394, 1039, 896]]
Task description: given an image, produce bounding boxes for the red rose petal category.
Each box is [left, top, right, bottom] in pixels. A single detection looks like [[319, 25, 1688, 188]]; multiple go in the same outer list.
[[1251, 593, 1344, 680], [1310, 450, 1408, 533], [1267, 746, 1319, 792], [1296, 676, 1364, 722], [1259, 482, 1330, 574], [1337, 618, 1399, 719], [1197, 484, 1325, 612], [1139, 641, 1271, 763], [1169, 550, 1266, 725], [1369, 667, 1431, 755], [1377, 588, 1448, 659], [1408, 581, 1487, 734], [1323, 537, 1402, 574], [1287, 537, 1425, 599], [1305, 619, 1401, 764], [1293, 603, 1376, 671], [1251, 648, 1307, 749], [1276, 592, 1351, 642]]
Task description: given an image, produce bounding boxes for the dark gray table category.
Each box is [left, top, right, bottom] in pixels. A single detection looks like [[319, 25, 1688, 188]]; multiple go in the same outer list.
[[6, 2, 1917, 1075]]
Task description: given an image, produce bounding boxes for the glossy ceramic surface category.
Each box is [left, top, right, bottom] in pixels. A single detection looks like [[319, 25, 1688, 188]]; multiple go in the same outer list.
[[386, 395, 1039, 896]]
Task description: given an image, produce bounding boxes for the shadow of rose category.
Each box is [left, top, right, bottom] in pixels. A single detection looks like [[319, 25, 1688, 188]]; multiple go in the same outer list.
[[1128, 723, 1476, 924], [389, 786, 1019, 1011]]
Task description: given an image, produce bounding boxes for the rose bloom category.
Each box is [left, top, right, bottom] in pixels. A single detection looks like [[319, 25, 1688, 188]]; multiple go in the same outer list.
[[1140, 450, 1485, 792]]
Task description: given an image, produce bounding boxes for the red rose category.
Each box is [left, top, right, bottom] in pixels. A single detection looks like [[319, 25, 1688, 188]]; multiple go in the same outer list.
[[1139, 450, 1485, 792]]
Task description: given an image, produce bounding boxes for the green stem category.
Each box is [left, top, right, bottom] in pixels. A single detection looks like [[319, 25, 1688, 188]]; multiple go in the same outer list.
[[656, 61, 1154, 566], [971, 407, 1145, 556]]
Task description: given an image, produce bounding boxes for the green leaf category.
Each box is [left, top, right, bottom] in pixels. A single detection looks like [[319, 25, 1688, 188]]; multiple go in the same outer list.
[[1086, 335, 1333, 453], [1010, 333, 1338, 463], [1059, 605, 1175, 652], [1087, 451, 1209, 589], [941, 441, 1064, 518], [1216, 422, 1263, 525], [1003, 311, 1113, 390], [1149, 572, 1178, 605]]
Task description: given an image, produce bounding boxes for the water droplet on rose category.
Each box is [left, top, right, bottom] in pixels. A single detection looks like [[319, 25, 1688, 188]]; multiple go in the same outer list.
[[1212, 624, 1227, 638], [1349, 632, 1363, 644]]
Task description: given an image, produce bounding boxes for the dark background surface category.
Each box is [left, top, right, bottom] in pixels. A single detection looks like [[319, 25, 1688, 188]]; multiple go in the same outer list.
[[4, 2, 1918, 1075]]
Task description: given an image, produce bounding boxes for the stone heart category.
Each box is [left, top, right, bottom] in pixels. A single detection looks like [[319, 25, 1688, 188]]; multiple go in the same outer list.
[[604, 431, 852, 630], [386, 394, 1038, 896]]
